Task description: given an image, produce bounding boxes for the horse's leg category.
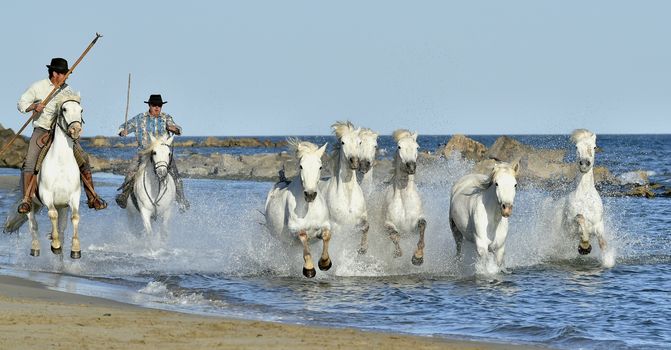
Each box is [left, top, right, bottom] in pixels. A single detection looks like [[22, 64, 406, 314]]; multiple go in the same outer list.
[[48, 206, 62, 254], [494, 244, 507, 271], [595, 221, 607, 251], [356, 219, 370, 255], [28, 210, 40, 256], [412, 218, 426, 266], [298, 230, 316, 278], [317, 228, 332, 271], [385, 223, 403, 258], [575, 214, 592, 255], [140, 208, 154, 236], [450, 217, 463, 257], [70, 205, 81, 259]]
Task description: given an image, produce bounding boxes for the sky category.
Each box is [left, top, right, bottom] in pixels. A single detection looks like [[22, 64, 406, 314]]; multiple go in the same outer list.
[[1, 1, 670, 136]]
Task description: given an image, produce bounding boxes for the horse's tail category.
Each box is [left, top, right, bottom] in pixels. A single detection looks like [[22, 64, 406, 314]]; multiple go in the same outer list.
[[3, 209, 28, 234]]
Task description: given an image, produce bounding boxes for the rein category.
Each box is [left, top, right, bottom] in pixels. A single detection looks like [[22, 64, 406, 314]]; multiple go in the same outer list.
[[142, 143, 173, 212], [56, 100, 84, 139]]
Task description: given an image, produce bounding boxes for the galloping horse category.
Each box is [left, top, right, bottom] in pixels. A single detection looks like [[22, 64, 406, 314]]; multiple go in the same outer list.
[[319, 121, 369, 255], [559, 129, 608, 261], [5, 92, 85, 258], [265, 139, 330, 278], [126, 134, 176, 238], [382, 130, 426, 265], [357, 127, 379, 197], [449, 161, 519, 269]]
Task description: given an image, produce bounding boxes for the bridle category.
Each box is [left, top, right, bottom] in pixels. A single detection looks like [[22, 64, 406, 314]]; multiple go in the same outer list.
[[57, 100, 84, 140], [142, 142, 173, 211]]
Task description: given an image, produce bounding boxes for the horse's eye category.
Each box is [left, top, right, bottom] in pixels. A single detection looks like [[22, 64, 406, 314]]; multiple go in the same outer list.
[[398, 146, 401, 149], [514, 184, 517, 188], [495, 182, 499, 187], [319, 166, 322, 170], [152, 151, 156, 155], [300, 165, 303, 169], [341, 141, 345, 145]]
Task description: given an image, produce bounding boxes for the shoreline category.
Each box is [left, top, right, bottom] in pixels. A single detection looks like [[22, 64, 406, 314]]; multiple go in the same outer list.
[[0, 273, 546, 350]]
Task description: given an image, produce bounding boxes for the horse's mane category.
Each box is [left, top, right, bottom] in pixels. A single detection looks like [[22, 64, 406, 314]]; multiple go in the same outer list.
[[359, 127, 378, 140], [287, 137, 319, 159], [456, 162, 518, 195], [54, 91, 81, 109], [570, 129, 595, 144], [392, 129, 412, 142], [332, 120, 355, 140]]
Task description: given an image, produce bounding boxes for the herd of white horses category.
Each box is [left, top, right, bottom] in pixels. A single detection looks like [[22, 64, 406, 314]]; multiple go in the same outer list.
[[3, 95, 610, 275], [264, 121, 611, 278]]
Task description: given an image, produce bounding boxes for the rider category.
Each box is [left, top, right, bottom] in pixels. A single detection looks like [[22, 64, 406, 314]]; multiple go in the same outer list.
[[116, 94, 190, 212], [16, 57, 107, 214]]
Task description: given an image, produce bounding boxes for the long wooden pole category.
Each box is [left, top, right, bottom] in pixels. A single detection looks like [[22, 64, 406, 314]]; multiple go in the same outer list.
[[124, 73, 131, 132], [0, 32, 103, 156]]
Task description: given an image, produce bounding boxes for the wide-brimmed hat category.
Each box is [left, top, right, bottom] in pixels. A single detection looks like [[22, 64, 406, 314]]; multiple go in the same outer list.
[[144, 94, 167, 106], [46, 58, 69, 73]]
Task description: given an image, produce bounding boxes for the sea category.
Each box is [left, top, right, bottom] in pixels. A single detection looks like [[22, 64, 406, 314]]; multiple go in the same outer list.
[[0, 134, 669, 350]]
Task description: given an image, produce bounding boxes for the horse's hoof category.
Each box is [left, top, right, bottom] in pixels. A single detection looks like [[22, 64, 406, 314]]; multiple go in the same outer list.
[[393, 250, 403, 258], [318, 258, 332, 271], [302, 267, 316, 278], [71, 251, 81, 259], [578, 245, 592, 255], [357, 247, 367, 255], [51, 246, 62, 255], [411, 255, 424, 266], [30, 249, 40, 257]]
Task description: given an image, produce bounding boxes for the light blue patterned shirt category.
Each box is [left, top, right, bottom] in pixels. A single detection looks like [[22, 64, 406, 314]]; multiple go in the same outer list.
[[118, 112, 181, 150]]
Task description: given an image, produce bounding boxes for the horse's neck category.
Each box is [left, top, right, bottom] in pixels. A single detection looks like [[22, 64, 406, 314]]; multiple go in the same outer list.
[[51, 127, 74, 153], [481, 185, 500, 218], [574, 169, 596, 193], [392, 154, 412, 190]]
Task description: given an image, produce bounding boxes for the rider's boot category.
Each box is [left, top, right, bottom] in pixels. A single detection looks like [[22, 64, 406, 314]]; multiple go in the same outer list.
[[115, 178, 134, 209], [17, 172, 37, 214], [175, 178, 190, 213], [81, 170, 107, 210]]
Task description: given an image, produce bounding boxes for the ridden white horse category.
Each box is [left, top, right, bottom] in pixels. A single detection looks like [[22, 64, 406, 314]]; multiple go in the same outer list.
[[382, 130, 426, 265], [356, 127, 379, 197], [449, 161, 519, 268], [265, 139, 331, 278], [126, 134, 176, 238], [319, 121, 369, 254], [23, 92, 84, 258], [559, 129, 608, 258]]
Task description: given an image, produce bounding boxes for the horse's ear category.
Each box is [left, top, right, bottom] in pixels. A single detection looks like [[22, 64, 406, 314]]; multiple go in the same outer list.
[[318, 143, 328, 157], [149, 134, 156, 143], [412, 131, 418, 142], [512, 162, 520, 175], [166, 134, 174, 145]]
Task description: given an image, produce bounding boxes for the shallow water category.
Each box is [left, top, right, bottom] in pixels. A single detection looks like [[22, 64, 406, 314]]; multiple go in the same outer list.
[[1, 135, 670, 350]]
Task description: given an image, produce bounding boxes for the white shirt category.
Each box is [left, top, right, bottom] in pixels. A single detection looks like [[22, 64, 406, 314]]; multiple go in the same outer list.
[[17, 78, 73, 130]]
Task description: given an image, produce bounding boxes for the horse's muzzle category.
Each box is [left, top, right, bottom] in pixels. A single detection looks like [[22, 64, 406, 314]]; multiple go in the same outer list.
[[68, 123, 82, 140], [501, 203, 513, 218], [578, 242, 592, 255], [358, 160, 372, 174], [404, 161, 416, 175], [578, 159, 592, 173], [304, 190, 317, 202], [349, 156, 360, 170]]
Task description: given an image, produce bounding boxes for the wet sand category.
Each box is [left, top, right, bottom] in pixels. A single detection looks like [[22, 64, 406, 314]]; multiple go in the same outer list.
[[0, 275, 546, 350]]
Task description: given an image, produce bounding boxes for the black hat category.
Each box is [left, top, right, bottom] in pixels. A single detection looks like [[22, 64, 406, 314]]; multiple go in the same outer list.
[[144, 94, 167, 106], [46, 58, 69, 73]]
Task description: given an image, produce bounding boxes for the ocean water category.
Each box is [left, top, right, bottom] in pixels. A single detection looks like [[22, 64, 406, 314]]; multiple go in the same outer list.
[[1, 134, 669, 349]]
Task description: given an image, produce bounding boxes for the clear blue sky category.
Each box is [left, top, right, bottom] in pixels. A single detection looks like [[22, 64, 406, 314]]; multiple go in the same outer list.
[[1, 1, 669, 136]]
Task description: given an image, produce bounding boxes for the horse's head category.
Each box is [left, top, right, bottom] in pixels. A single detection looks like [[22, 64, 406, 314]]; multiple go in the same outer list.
[[571, 129, 597, 174], [56, 93, 83, 140], [290, 139, 327, 202], [357, 128, 378, 174], [332, 121, 360, 170], [491, 162, 519, 218], [393, 129, 419, 175], [147, 134, 174, 180]]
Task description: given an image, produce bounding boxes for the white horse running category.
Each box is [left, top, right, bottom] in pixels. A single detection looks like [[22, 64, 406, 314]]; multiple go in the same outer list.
[[19, 92, 84, 258], [449, 161, 519, 268], [559, 129, 609, 261], [265, 139, 331, 278], [357, 127, 379, 197], [126, 134, 176, 238], [382, 130, 426, 265], [319, 121, 369, 254]]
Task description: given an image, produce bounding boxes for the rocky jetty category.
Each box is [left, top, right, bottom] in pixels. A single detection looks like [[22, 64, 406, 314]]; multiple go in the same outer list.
[[0, 124, 28, 168]]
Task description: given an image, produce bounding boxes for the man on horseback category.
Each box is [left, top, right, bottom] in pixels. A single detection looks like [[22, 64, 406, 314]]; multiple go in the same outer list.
[[115, 94, 190, 212], [16, 57, 108, 214]]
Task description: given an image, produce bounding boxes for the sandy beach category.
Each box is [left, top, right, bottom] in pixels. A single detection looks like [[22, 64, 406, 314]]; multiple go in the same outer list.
[[0, 274, 545, 350]]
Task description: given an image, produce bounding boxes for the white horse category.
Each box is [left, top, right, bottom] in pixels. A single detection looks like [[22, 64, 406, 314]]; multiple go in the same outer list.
[[559, 129, 609, 260], [319, 121, 369, 254], [357, 127, 379, 197], [264, 139, 331, 278], [382, 130, 426, 265], [17, 92, 84, 258], [449, 161, 519, 269], [126, 134, 176, 238]]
